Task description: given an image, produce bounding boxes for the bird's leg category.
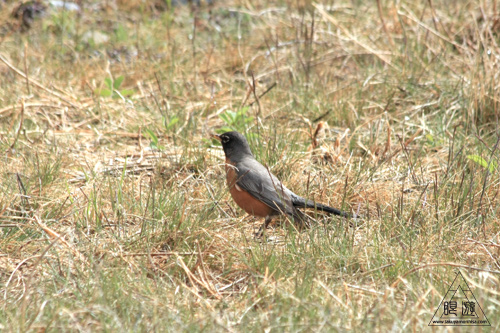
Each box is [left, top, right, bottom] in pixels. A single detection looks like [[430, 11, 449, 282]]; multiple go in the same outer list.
[[255, 215, 273, 238]]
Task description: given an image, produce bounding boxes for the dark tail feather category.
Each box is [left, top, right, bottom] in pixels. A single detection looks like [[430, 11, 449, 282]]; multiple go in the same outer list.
[[292, 196, 350, 218], [309, 201, 349, 217]]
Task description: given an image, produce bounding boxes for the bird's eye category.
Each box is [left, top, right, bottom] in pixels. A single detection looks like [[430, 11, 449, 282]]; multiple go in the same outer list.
[[221, 136, 230, 143]]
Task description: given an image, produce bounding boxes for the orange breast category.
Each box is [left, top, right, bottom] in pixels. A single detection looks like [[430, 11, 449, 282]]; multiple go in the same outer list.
[[225, 158, 273, 218]]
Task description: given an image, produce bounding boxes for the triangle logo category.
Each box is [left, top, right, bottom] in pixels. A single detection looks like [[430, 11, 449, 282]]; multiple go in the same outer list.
[[429, 271, 490, 326]]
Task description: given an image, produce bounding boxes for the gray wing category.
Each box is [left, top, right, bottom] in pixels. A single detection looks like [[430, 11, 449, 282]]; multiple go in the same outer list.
[[234, 158, 298, 217]]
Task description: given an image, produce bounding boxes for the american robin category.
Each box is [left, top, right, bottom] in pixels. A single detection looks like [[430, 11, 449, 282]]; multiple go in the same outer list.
[[212, 131, 349, 235]]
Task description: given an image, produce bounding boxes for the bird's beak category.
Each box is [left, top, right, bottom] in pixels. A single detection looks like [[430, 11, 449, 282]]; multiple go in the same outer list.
[[211, 133, 222, 142]]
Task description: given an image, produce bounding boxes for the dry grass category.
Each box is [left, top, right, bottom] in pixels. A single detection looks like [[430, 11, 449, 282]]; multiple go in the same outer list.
[[1, 0, 500, 331]]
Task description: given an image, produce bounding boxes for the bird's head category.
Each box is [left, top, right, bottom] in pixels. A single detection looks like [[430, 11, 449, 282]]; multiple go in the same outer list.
[[211, 131, 253, 159]]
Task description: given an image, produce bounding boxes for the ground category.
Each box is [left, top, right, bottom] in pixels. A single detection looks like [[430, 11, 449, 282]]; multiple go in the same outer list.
[[1, 0, 499, 331]]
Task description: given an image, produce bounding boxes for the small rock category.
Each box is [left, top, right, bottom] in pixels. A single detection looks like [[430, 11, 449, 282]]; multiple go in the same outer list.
[[48, 1, 80, 11], [82, 30, 110, 45]]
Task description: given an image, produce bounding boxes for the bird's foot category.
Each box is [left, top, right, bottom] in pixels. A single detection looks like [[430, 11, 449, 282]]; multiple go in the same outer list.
[[254, 216, 273, 239], [254, 225, 265, 239]]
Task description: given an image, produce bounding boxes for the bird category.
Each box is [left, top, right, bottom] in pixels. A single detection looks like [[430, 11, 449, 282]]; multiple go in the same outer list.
[[211, 131, 350, 236]]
